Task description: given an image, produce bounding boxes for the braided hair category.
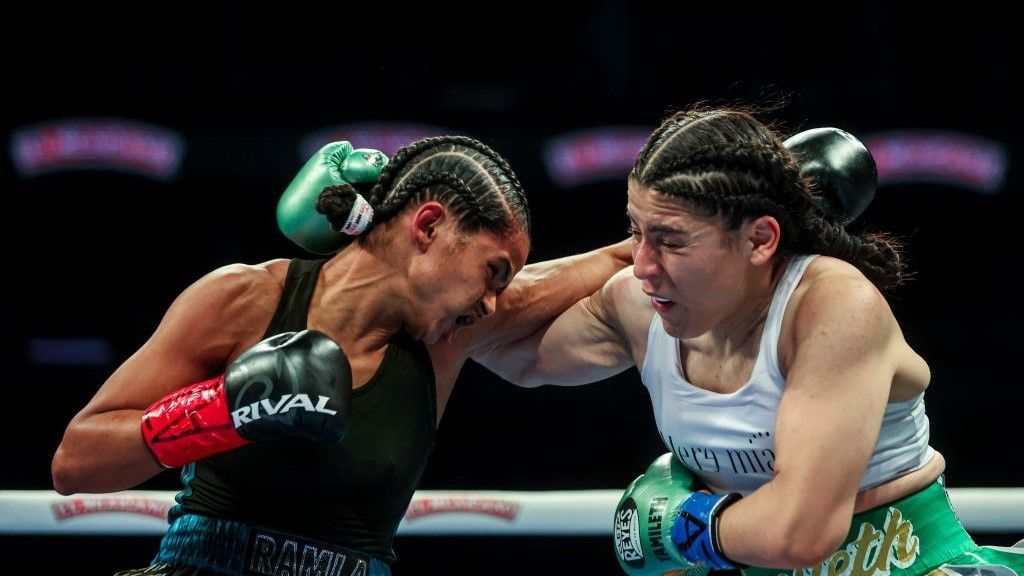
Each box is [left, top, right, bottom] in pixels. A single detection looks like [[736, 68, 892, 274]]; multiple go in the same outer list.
[[316, 136, 530, 246], [632, 105, 906, 292]]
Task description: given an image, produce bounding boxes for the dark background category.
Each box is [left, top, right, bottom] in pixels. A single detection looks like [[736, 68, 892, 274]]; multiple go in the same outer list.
[[2, 2, 1021, 573]]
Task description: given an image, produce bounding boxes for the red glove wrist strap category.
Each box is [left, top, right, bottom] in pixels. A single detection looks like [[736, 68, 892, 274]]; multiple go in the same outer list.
[[140, 375, 248, 468]]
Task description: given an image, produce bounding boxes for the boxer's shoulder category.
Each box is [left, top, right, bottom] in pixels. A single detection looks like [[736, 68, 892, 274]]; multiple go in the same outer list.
[[163, 262, 286, 348], [599, 267, 654, 346]]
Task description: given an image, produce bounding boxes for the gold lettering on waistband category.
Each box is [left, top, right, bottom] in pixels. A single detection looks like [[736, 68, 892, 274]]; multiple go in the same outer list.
[[779, 506, 921, 576]]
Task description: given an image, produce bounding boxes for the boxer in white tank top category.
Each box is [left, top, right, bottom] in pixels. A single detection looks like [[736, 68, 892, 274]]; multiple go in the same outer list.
[[641, 253, 934, 496], [478, 106, 1022, 576]]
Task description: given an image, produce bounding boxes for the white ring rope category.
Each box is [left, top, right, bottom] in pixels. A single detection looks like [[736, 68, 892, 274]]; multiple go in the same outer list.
[[1, 489, 1022, 536]]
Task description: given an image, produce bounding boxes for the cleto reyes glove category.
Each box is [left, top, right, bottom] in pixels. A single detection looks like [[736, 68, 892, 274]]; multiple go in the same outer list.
[[141, 330, 352, 468], [614, 453, 742, 575]]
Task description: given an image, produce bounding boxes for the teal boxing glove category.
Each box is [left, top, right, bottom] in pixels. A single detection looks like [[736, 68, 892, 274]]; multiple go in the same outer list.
[[277, 141, 389, 254], [614, 453, 710, 576]]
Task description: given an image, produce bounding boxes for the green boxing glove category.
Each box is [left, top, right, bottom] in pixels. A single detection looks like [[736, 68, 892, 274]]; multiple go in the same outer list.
[[277, 141, 389, 255], [613, 453, 709, 576]]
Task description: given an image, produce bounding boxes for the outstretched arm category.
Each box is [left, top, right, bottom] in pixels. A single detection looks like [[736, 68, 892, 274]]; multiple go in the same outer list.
[[457, 239, 632, 355], [474, 266, 644, 387]]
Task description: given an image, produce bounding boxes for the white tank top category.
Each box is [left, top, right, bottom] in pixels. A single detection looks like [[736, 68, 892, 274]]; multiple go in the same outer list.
[[640, 254, 934, 495]]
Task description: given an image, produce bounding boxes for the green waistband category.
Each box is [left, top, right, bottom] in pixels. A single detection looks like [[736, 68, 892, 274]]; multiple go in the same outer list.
[[744, 481, 976, 576]]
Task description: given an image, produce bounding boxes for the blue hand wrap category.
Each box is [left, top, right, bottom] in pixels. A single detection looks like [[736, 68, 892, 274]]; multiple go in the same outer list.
[[670, 491, 742, 570]]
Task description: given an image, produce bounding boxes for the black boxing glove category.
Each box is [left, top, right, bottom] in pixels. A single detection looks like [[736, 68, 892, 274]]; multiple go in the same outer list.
[[141, 330, 353, 468], [784, 127, 877, 225]]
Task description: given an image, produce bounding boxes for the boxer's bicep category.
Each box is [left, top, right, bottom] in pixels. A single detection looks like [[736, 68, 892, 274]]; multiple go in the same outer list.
[[53, 265, 272, 493]]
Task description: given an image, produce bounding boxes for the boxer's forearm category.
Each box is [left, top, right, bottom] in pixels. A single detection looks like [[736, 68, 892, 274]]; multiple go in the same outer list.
[[475, 238, 632, 350], [52, 410, 164, 494]]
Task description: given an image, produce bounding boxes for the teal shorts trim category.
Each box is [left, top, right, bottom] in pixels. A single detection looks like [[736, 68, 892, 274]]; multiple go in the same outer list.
[[745, 481, 1022, 576]]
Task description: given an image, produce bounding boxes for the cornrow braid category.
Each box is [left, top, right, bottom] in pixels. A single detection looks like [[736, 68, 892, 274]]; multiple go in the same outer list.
[[317, 135, 529, 248], [646, 142, 800, 198], [632, 105, 907, 292], [634, 108, 725, 178], [390, 170, 485, 224], [796, 212, 906, 293]]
